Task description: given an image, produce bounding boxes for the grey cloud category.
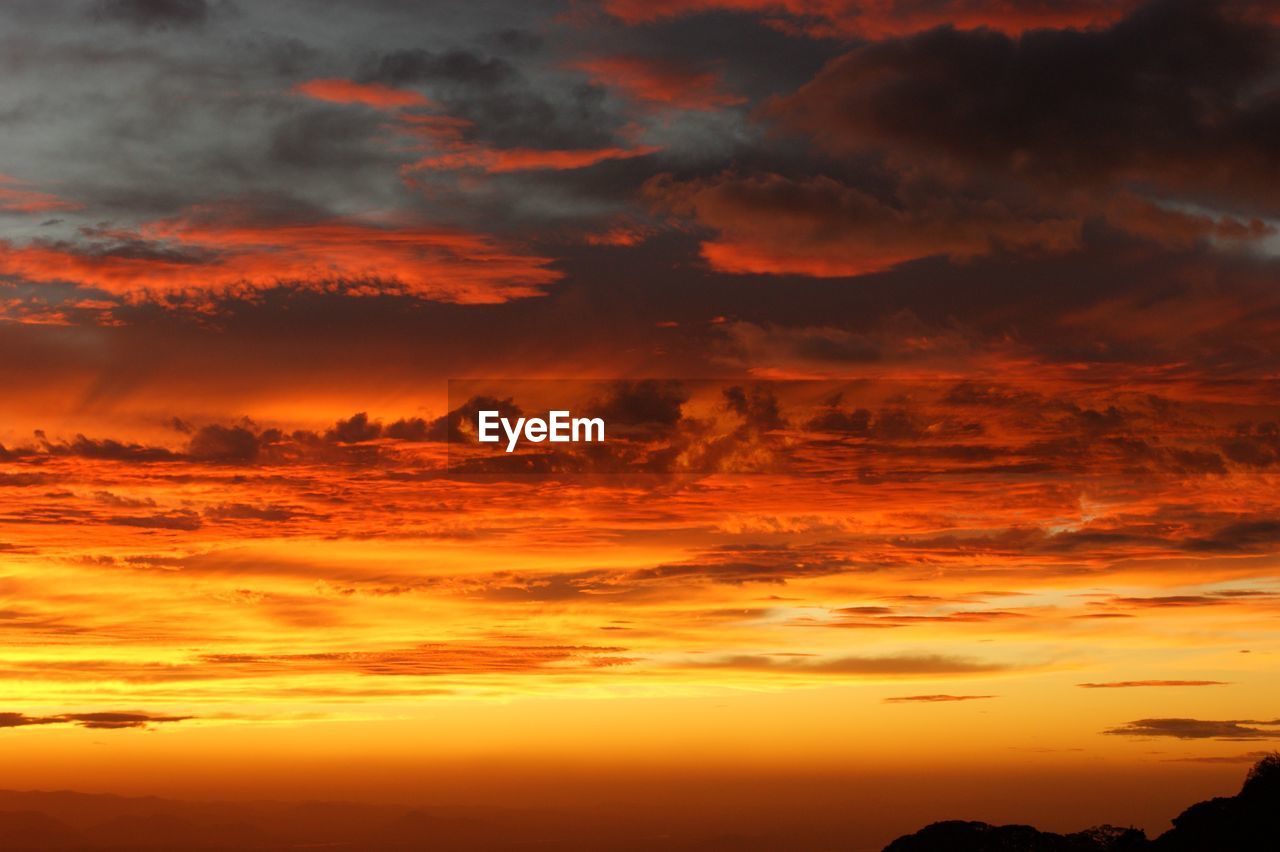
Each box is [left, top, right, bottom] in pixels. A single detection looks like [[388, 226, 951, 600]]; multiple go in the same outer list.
[[89, 0, 211, 30], [1104, 718, 1280, 740], [364, 48, 517, 87]]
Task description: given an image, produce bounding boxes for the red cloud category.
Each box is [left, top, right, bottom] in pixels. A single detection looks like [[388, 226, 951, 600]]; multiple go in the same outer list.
[[601, 0, 1142, 38], [0, 175, 82, 213], [0, 213, 561, 304], [647, 171, 1080, 277], [396, 111, 659, 174], [410, 144, 659, 173], [293, 78, 435, 110], [572, 56, 744, 110]]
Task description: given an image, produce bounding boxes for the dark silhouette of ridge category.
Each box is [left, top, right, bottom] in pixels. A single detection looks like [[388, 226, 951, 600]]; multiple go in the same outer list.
[[884, 754, 1280, 852]]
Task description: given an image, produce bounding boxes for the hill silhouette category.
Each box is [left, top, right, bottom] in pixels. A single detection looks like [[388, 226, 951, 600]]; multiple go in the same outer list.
[[885, 754, 1280, 852]]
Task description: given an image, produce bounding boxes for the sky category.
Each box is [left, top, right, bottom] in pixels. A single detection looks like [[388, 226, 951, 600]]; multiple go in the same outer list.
[[1, 0, 1279, 848]]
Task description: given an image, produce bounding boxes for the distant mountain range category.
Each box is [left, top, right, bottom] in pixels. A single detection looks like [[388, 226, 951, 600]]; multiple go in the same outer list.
[[885, 754, 1280, 851], [0, 756, 1274, 850]]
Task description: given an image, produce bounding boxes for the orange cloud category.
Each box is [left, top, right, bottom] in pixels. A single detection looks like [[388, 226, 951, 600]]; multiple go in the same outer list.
[[0, 214, 561, 304], [647, 172, 1080, 277], [0, 175, 81, 213], [293, 78, 435, 110], [395, 112, 659, 174], [572, 56, 744, 110], [584, 225, 653, 246], [410, 145, 659, 173], [601, 0, 1141, 38]]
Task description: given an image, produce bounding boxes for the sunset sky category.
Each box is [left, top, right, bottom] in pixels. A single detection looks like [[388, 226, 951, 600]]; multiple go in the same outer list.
[[1, 1, 1279, 849]]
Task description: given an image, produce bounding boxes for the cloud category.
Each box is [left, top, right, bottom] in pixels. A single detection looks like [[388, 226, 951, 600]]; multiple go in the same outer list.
[[646, 172, 1080, 277], [572, 56, 744, 110], [198, 642, 633, 677], [94, 491, 157, 509], [365, 48, 517, 88], [0, 212, 562, 304], [1187, 521, 1280, 553], [90, 0, 210, 30], [883, 694, 997, 703], [634, 2, 1277, 282], [293, 78, 436, 110], [409, 144, 659, 174], [686, 653, 1010, 675], [1104, 718, 1280, 740], [203, 503, 300, 522], [588, 380, 688, 428], [0, 176, 81, 214], [1106, 592, 1275, 609], [326, 412, 383, 444], [187, 424, 260, 463], [601, 0, 1144, 38], [1221, 422, 1280, 468], [37, 433, 179, 463], [633, 544, 857, 585], [1169, 751, 1278, 764], [105, 510, 203, 531], [0, 710, 192, 729], [376, 51, 626, 155], [769, 1, 1280, 216], [1079, 680, 1228, 688]]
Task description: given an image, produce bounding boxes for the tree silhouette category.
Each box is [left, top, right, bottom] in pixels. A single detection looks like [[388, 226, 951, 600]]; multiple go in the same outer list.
[[886, 754, 1280, 852]]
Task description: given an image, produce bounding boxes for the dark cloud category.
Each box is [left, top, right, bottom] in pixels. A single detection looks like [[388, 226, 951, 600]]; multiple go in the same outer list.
[[647, 170, 1082, 277], [634, 544, 857, 585], [451, 83, 620, 152], [1186, 520, 1280, 553], [105, 509, 203, 531], [430, 395, 523, 443], [584, 8, 845, 102], [60, 711, 193, 729], [0, 472, 57, 488], [187, 424, 260, 463], [642, 1, 1278, 283], [588, 380, 687, 428], [326, 412, 383, 444], [203, 503, 299, 522], [267, 106, 396, 173], [198, 642, 632, 676], [599, 0, 1147, 39], [89, 0, 211, 30], [1170, 751, 1277, 764], [771, 0, 1280, 214], [0, 710, 192, 729], [93, 491, 157, 509], [1104, 718, 1280, 740], [1107, 591, 1274, 608], [364, 49, 517, 88], [1221, 422, 1280, 468], [485, 28, 544, 55], [37, 433, 178, 463], [384, 417, 430, 441], [723, 384, 785, 432]]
